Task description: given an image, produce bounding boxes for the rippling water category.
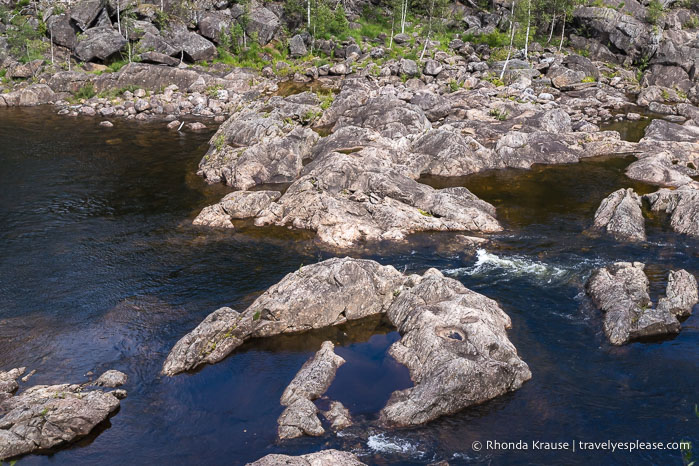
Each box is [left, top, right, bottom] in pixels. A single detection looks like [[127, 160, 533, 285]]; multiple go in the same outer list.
[[0, 108, 697, 465]]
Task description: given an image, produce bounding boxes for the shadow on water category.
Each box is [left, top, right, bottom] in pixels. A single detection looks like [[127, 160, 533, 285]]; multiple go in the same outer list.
[[0, 108, 697, 465]]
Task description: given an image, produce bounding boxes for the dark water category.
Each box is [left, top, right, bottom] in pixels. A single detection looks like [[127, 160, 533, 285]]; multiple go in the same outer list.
[[0, 108, 697, 465]]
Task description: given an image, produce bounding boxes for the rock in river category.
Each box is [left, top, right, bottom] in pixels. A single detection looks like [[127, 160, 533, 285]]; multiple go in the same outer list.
[[161, 258, 405, 376], [586, 262, 687, 345], [277, 341, 345, 440], [0, 372, 125, 460], [163, 258, 530, 428], [592, 188, 646, 242], [379, 268, 532, 427], [247, 449, 366, 465], [643, 185, 699, 238]]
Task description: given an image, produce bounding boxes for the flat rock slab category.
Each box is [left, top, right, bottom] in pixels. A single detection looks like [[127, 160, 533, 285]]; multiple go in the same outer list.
[[586, 262, 684, 345], [593, 188, 646, 242], [247, 449, 366, 465]]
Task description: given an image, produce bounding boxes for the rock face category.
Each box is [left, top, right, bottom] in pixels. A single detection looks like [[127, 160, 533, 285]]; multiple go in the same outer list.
[[247, 450, 366, 466], [0, 379, 124, 460], [164, 258, 530, 428], [254, 149, 502, 248], [161, 258, 405, 376], [379, 268, 532, 427], [277, 341, 345, 440], [323, 401, 352, 430], [593, 188, 646, 242], [333, 96, 430, 138], [586, 263, 685, 345], [643, 185, 699, 238]]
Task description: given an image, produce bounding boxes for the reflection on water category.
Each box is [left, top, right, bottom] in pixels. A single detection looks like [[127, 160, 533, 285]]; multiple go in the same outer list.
[[0, 108, 697, 465]]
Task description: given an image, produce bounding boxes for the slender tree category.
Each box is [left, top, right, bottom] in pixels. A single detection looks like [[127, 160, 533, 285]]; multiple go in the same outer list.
[[524, 0, 531, 58], [500, 0, 517, 81], [558, 12, 565, 52]]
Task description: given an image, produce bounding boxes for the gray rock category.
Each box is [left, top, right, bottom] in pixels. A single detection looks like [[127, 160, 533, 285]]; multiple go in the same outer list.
[[626, 141, 698, 187], [643, 185, 699, 238], [137, 32, 179, 57], [47, 14, 78, 49], [197, 97, 320, 189], [277, 341, 344, 439], [139, 51, 179, 66], [379, 268, 531, 427], [92, 370, 127, 388], [247, 450, 366, 466], [334, 95, 430, 138], [322, 401, 352, 430], [70, 0, 106, 31], [393, 33, 410, 45], [539, 108, 572, 133], [193, 190, 281, 228], [245, 6, 279, 45], [657, 270, 698, 318], [586, 262, 680, 345], [593, 188, 646, 242], [0, 382, 122, 460], [399, 58, 419, 77], [254, 149, 502, 248], [642, 119, 699, 143], [410, 129, 501, 176], [0, 368, 25, 401], [409, 91, 450, 121], [289, 34, 307, 58], [198, 12, 233, 43], [161, 258, 405, 375], [74, 26, 127, 62]]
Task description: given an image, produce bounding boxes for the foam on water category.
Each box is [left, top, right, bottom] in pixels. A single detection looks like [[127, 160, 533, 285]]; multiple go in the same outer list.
[[367, 433, 425, 458]]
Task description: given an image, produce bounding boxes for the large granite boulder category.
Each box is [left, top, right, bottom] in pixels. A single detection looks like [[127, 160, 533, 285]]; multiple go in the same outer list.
[[0, 368, 24, 402], [593, 188, 646, 242], [245, 5, 279, 45], [47, 14, 78, 49], [333, 95, 430, 138], [658, 270, 698, 318], [586, 262, 682, 345], [379, 268, 532, 427], [193, 191, 281, 228], [74, 26, 127, 62], [70, 0, 107, 31]]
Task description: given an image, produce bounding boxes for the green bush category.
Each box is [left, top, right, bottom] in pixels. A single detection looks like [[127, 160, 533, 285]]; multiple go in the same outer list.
[[75, 83, 96, 100], [646, 0, 664, 25]]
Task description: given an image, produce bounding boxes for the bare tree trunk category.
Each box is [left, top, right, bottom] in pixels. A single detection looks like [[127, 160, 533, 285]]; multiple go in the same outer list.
[[420, 0, 435, 61], [50, 29, 54, 65], [307, 0, 310, 30], [419, 31, 430, 60], [558, 12, 565, 52], [401, 0, 407, 34], [524, 0, 531, 59], [547, 13, 556, 44], [389, 10, 395, 48], [161, 0, 164, 12], [117, 0, 121, 34], [500, 0, 517, 81]]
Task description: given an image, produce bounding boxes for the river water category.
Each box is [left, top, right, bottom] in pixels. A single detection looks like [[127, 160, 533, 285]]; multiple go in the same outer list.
[[0, 107, 697, 465]]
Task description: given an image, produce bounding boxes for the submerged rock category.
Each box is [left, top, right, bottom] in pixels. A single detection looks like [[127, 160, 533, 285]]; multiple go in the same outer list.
[[0, 379, 124, 460], [586, 262, 681, 345], [161, 258, 404, 375], [278, 341, 344, 440], [322, 401, 352, 431], [247, 449, 366, 465], [379, 268, 531, 427], [593, 188, 646, 242], [643, 185, 699, 238]]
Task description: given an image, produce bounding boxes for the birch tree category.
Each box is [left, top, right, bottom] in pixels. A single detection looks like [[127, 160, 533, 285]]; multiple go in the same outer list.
[[500, 0, 517, 81]]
